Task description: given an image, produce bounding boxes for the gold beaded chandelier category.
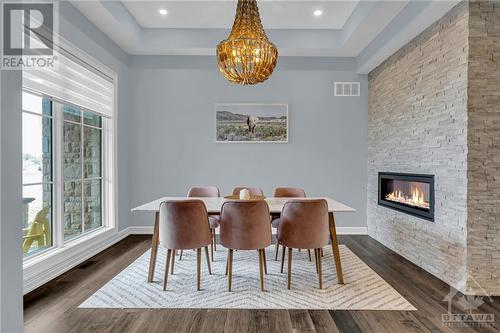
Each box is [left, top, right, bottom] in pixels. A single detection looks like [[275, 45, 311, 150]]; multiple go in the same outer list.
[[217, 0, 278, 85]]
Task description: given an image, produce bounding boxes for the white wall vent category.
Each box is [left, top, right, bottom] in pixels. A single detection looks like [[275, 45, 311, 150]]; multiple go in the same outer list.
[[334, 82, 360, 97]]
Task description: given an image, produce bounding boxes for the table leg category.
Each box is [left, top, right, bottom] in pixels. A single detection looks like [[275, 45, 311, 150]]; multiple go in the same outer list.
[[328, 212, 344, 284], [147, 212, 160, 283]]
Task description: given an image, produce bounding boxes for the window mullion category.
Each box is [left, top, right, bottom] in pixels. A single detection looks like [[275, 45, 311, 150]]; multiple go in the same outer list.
[[101, 119, 106, 229], [80, 116, 85, 235], [54, 102, 64, 249]]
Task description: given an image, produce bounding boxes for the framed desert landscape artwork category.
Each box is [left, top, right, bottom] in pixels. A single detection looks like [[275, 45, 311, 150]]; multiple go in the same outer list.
[[215, 103, 289, 143]]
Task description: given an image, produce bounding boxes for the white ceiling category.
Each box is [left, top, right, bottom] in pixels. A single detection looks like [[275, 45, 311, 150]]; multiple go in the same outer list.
[[123, 1, 359, 29], [70, 0, 460, 73]]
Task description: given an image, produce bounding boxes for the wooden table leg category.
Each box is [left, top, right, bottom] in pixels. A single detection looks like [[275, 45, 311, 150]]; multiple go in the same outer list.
[[328, 212, 344, 284], [210, 229, 214, 262], [147, 212, 160, 283]]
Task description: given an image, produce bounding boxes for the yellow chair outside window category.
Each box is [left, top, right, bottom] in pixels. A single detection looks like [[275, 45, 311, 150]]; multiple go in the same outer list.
[[22, 207, 51, 254]]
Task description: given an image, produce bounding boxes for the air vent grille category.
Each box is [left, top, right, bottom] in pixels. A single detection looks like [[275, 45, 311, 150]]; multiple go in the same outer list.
[[334, 82, 360, 97]]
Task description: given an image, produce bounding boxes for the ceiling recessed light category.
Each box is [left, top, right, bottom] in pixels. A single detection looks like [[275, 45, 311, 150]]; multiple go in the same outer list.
[[313, 9, 323, 17], [159, 8, 168, 16]]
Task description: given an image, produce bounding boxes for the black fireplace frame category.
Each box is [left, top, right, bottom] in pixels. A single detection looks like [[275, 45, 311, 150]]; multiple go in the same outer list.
[[378, 172, 435, 222]]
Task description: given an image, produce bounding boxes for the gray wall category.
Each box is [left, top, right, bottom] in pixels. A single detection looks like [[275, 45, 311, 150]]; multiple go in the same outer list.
[[127, 56, 368, 229]]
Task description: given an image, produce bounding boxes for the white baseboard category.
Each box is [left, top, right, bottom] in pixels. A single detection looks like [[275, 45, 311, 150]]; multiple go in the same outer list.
[[126, 226, 368, 235], [23, 228, 129, 295], [125, 226, 155, 234], [336, 227, 368, 235], [23, 225, 367, 294]]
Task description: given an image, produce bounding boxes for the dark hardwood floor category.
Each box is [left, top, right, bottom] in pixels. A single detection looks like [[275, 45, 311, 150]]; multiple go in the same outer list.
[[24, 235, 499, 333]]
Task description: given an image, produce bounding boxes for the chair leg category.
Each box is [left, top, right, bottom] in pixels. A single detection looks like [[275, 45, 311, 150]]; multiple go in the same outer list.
[[179, 250, 183, 261], [287, 247, 293, 289], [204, 246, 212, 274], [321, 248, 324, 257], [225, 250, 229, 276], [314, 249, 318, 274], [258, 249, 265, 291], [213, 229, 217, 251], [308, 249, 312, 262], [280, 246, 286, 273], [210, 229, 214, 262], [171, 250, 176, 274], [262, 248, 268, 274], [163, 249, 172, 291], [228, 249, 233, 291], [275, 240, 279, 261], [196, 248, 201, 291], [317, 248, 323, 289]]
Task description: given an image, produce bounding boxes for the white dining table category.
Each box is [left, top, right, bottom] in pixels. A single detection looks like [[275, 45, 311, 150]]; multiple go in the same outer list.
[[132, 197, 356, 285]]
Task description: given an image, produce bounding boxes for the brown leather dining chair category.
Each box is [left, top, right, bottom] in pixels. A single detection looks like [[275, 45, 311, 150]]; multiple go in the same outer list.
[[159, 200, 212, 291], [186, 186, 220, 262], [277, 199, 329, 289], [232, 187, 264, 197], [220, 200, 272, 291], [271, 188, 307, 261]]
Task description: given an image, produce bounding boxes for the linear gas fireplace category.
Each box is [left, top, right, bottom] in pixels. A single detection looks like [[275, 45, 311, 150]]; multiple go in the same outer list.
[[378, 172, 434, 221]]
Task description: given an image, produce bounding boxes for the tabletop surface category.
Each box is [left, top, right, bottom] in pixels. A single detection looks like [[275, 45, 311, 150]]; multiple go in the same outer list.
[[132, 197, 356, 213]]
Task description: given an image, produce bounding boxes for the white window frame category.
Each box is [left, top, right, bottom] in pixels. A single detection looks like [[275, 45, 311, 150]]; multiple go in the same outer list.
[[22, 37, 118, 294]]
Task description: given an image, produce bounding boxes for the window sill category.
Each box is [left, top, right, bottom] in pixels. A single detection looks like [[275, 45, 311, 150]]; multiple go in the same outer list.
[[23, 226, 125, 294]]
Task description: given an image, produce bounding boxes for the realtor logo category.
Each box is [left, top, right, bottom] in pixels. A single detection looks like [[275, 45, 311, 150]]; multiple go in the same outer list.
[[1, 1, 58, 69], [442, 278, 495, 328]]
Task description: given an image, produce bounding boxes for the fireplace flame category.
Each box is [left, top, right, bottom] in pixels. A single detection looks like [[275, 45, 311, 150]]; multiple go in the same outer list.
[[386, 184, 429, 209], [412, 187, 425, 205]]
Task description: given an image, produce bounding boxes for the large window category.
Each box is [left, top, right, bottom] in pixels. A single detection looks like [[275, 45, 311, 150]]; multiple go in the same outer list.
[[22, 92, 106, 257], [22, 43, 115, 261], [22, 92, 53, 256]]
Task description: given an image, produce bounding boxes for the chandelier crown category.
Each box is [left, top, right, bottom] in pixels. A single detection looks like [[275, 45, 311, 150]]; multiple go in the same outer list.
[[228, 0, 269, 40], [216, 0, 278, 85]]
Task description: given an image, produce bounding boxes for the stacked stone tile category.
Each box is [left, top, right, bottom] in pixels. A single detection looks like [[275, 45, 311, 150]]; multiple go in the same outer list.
[[466, 1, 500, 295], [368, 1, 499, 295]]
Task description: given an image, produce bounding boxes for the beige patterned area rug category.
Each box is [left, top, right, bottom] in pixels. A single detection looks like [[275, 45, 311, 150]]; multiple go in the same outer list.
[[80, 245, 416, 310]]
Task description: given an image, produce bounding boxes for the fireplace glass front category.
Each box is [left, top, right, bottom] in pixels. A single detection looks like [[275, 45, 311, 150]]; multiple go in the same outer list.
[[378, 172, 434, 221]]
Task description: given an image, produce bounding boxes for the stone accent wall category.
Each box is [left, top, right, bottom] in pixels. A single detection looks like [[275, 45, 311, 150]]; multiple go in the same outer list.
[[368, 1, 500, 295], [368, 2, 469, 290], [466, 1, 500, 295]]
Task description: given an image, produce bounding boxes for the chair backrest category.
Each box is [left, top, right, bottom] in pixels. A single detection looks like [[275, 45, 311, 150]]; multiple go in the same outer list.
[[277, 199, 329, 249], [274, 187, 306, 198], [220, 200, 272, 250], [232, 187, 264, 196], [187, 186, 220, 197], [159, 200, 212, 250]]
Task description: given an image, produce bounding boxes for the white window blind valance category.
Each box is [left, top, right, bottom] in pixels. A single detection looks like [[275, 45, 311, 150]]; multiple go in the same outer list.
[[23, 49, 114, 118]]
